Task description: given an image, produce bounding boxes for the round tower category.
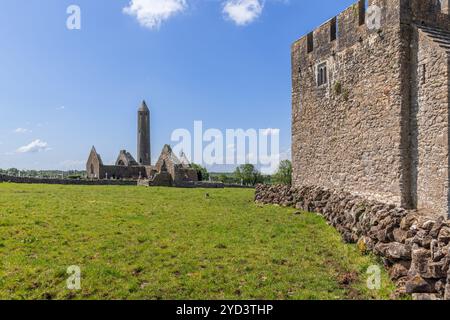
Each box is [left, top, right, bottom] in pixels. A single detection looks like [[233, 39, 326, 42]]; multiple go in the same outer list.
[[137, 100, 151, 166]]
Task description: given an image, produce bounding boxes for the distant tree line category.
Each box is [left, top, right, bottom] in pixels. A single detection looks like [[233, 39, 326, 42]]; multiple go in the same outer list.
[[192, 160, 292, 186], [0, 168, 87, 179]]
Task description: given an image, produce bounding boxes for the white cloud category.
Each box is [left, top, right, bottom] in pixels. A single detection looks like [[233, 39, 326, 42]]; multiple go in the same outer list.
[[16, 140, 51, 154], [223, 0, 264, 26], [123, 0, 187, 30], [14, 128, 32, 134], [56, 106, 65, 110]]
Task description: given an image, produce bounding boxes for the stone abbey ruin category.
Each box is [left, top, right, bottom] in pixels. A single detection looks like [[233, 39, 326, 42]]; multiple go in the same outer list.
[[86, 101, 198, 187], [291, 0, 450, 217]]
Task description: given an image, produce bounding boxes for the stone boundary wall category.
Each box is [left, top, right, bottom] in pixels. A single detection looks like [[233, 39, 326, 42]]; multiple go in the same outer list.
[[0, 175, 137, 186], [223, 184, 254, 189], [138, 178, 254, 189], [255, 184, 450, 300], [0, 175, 253, 189]]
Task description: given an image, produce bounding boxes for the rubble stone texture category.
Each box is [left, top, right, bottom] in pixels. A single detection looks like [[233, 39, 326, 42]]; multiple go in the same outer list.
[[291, 0, 450, 216]]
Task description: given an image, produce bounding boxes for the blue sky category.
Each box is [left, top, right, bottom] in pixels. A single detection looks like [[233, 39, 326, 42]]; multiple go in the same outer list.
[[0, 0, 355, 171]]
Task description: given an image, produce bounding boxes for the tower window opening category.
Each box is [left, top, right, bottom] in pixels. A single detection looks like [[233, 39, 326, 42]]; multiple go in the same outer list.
[[317, 62, 328, 87], [307, 32, 314, 53], [330, 17, 337, 42], [421, 64, 427, 84], [358, 0, 366, 26]]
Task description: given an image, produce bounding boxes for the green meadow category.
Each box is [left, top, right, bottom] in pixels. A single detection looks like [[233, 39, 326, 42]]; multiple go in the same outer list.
[[0, 183, 396, 300]]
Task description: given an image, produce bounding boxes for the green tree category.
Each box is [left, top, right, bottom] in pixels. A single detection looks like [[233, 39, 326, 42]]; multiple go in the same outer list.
[[234, 164, 263, 186], [191, 164, 209, 181], [218, 174, 229, 183], [234, 167, 241, 184], [7, 168, 19, 176], [272, 160, 292, 185], [29, 170, 38, 177]]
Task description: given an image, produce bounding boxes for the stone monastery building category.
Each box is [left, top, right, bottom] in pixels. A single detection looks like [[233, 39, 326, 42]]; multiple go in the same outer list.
[[86, 101, 198, 187]]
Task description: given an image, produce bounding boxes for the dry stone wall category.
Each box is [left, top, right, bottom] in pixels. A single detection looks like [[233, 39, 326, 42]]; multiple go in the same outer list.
[[0, 175, 137, 186], [0, 175, 251, 189], [255, 184, 450, 300]]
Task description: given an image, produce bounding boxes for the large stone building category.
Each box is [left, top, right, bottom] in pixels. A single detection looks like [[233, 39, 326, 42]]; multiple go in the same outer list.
[[86, 101, 198, 186], [292, 0, 450, 216]]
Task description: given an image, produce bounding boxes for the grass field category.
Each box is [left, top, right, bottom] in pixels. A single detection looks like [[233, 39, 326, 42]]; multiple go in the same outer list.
[[0, 183, 396, 300]]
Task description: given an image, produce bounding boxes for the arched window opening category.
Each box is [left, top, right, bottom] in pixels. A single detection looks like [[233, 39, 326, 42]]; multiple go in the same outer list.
[[317, 62, 328, 87]]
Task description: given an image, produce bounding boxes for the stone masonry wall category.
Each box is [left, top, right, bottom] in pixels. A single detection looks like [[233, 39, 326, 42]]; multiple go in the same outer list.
[[410, 28, 450, 215], [292, 0, 450, 216], [0, 175, 137, 186], [292, 0, 410, 208], [255, 184, 450, 300], [100, 165, 147, 180]]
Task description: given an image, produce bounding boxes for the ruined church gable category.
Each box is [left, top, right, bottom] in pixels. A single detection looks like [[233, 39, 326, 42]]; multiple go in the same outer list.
[[115, 150, 139, 167]]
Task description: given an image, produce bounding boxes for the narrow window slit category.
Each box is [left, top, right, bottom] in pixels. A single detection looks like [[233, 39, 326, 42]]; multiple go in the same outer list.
[[358, 0, 366, 26], [317, 62, 328, 87], [307, 32, 314, 53], [330, 17, 337, 42]]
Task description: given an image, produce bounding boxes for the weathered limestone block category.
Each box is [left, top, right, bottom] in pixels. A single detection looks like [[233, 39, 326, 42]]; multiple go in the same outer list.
[[438, 227, 450, 244], [411, 230, 433, 249], [385, 242, 412, 261], [424, 262, 447, 279], [389, 263, 409, 280], [429, 217, 445, 238], [409, 246, 432, 277], [401, 215, 418, 231], [393, 228, 408, 243], [405, 275, 434, 294]]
